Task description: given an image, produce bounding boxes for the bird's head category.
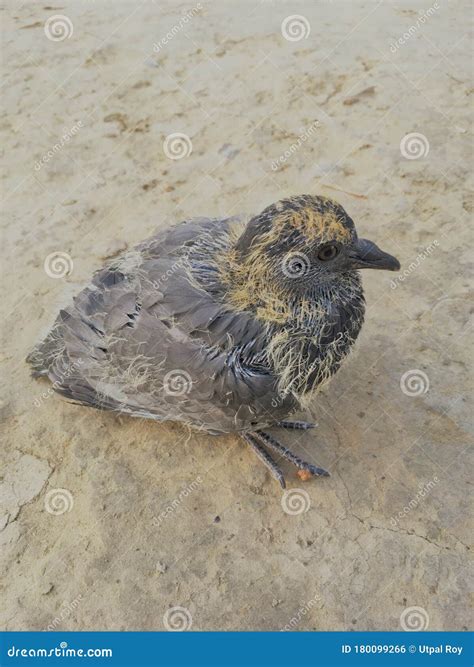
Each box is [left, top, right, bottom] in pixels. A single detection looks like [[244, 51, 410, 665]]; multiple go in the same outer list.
[[230, 194, 400, 298], [220, 195, 400, 321]]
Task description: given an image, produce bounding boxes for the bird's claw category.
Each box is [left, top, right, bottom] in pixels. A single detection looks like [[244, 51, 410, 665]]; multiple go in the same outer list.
[[276, 420, 317, 430], [305, 463, 330, 477]]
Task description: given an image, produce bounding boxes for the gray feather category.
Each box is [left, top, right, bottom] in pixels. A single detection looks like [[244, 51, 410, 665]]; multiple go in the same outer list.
[[29, 217, 295, 433]]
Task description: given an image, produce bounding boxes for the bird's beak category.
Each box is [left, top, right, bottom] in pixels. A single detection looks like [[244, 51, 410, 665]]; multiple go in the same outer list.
[[349, 238, 400, 272]]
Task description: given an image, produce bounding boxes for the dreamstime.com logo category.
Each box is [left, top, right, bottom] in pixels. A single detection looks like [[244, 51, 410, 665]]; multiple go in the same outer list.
[[400, 132, 430, 159], [152, 476, 203, 526], [35, 121, 83, 171], [400, 606, 430, 631], [33, 358, 84, 407], [280, 594, 322, 630], [271, 121, 320, 170], [390, 476, 439, 527], [163, 132, 193, 160], [389, 2, 440, 53], [7, 643, 112, 659], [400, 369, 429, 396], [46, 595, 83, 630], [281, 488, 311, 515], [44, 15, 73, 41], [281, 251, 311, 279], [163, 369, 193, 396], [44, 251, 74, 278], [390, 240, 439, 289], [271, 389, 290, 409], [44, 488, 74, 515], [153, 4, 202, 52], [281, 15, 311, 41], [163, 606, 193, 631], [151, 256, 191, 289]]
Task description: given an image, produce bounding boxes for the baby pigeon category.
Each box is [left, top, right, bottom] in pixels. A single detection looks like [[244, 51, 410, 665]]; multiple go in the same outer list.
[[28, 195, 400, 488]]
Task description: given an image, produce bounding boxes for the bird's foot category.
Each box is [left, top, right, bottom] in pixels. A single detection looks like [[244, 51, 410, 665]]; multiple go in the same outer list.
[[275, 420, 317, 430], [241, 430, 329, 487], [256, 430, 329, 478], [241, 433, 286, 488]]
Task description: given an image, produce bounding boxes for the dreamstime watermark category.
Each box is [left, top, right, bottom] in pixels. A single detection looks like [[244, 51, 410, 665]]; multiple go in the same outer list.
[[151, 256, 191, 290], [400, 606, 430, 631], [44, 15, 73, 41], [44, 488, 74, 515], [400, 369, 430, 396], [400, 132, 430, 159], [281, 251, 311, 279], [271, 121, 320, 171], [390, 2, 440, 53], [163, 606, 193, 631], [163, 132, 193, 160], [46, 595, 83, 630], [270, 388, 291, 409], [152, 476, 203, 527], [280, 594, 322, 631], [163, 369, 193, 396], [281, 488, 311, 515], [390, 476, 439, 527], [149, 227, 220, 289], [153, 4, 202, 52], [35, 121, 83, 171], [7, 644, 112, 659], [44, 251, 74, 278], [281, 15, 311, 42], [271, 394, 285, 409], [390, 240, 439, 289], [33, 359, 84, 408]]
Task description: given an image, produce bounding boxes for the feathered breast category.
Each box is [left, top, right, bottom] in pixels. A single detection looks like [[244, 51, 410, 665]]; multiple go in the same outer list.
[[266, 276, 365, 406]]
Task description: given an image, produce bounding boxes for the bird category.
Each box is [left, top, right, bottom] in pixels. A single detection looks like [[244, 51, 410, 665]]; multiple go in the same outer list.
[[28, 194, 400, 488]]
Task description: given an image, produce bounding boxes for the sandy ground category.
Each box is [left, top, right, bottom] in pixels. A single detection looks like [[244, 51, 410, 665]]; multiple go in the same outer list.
[[1, 0, 472, 632]]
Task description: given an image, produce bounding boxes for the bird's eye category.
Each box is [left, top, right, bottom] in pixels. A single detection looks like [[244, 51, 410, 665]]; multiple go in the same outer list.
[[318, 244, 340, 261]]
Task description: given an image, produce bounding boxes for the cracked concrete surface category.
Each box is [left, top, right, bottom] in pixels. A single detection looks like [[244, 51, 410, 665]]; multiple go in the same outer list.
[[1, 0, 472, 631]]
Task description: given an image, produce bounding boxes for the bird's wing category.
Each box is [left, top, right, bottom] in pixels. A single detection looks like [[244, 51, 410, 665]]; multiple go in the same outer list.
[[33, 218, 295, 432]]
